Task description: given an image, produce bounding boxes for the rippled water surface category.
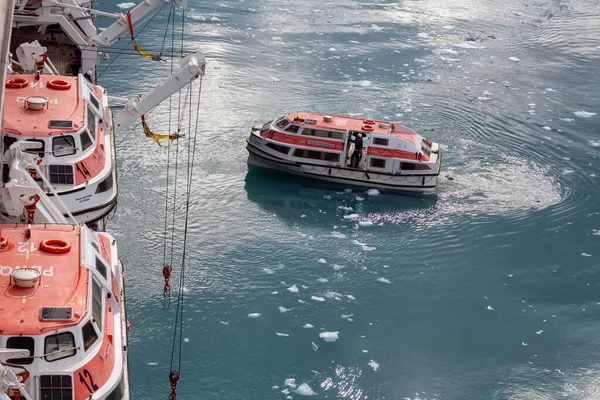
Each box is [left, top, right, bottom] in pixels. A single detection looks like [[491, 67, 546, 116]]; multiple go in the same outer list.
[[99, 0, 600, 398]]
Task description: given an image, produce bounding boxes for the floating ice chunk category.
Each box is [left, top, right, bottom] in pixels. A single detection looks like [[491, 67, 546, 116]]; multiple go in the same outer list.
[[319, 331, 339, 342], [148, 361, 158, 365], [325, 291, 342, 299], [295, 383, 316, 396], [377, 277, 391, 284], [269, 76, 280, 82], [343, 213, 360, 219], [337, 206, 353, 211], [487, 306, 494, 311], [358, 221, 373, 227], [323, 195, 331, 200], [317, 278, 329, 283], [184, 338, 190, 343], [279, 306, 289, 313], [574, 111, 597, 118], [592, 230, 600, 236], [301, 214, 306, 218], [509, 57, 521, 62], [350, 40, 360, 44], [417, 32, 429, 38], [341, 314, 354, 319], [352, 240, 367, 246], [248, 313, 261, 318], [560, 118, 574, 122], [317, 258, 327, 264], [276, 332, 290, 337], [272, 36, 283, 41], [311, 296, 325, 302], [347, 294, 355, 300], [368, 360, 380, 371], [287, 285, 299, 293], [332, 264, 345, 270], [331, 231, 346, 238], [116, 2, 136, 9], [210, 16, 220, 21], [271, 291, 278, 294], [366, 188, 380, 196], [219, 320, 229, 325], [311, 342, 319, 351], [357, 80, 371, 87], [536, 330, 544, 335], [263, 268, 275, 274], [581, 253, 592, 257], [454, 42, 487, 49], [509, 274, 514, 277], [298, 299, 306, 304], [303, 323, 314, 329], [356, 196, 364, 201], [281, 388, 290, 394], [522, 342, 528, 346], [328, 47, 337, 52], [443, 25, 456, 30], [284, 378, 296, 388]]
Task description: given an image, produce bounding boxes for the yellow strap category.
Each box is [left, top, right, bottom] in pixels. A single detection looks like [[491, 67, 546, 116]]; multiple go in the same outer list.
[[132, 40, 166, 62], [142, 118, 183, 147]]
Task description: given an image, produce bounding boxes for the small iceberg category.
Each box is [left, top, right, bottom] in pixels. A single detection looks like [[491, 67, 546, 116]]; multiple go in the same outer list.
[[287, 284, 299, 293], [248, 313, 261, 318], [574, 111, 597, 118], [295, 383, 316, 396], [319, 331, 339, 342]]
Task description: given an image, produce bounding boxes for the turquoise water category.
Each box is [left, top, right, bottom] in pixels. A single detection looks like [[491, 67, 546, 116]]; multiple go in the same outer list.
[[100, 0, 599, 398]]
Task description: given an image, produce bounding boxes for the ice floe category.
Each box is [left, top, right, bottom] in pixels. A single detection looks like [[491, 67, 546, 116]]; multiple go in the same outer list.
[[487, 306, 494, 311], [320, 331, 339, 342], [325, 291, 342, 300], [536, 330, 544, 335], [368, 360, 380, 371], [581, 253, 592, 257], [509, 57, 521, 62], [366, 188, 380, 196], [356, 80, 371, 87], [116, 2, 136, 9], [377, 277, 391, 284], [285, 378, 296, 388], [317, 278, 329, 283], [279, 306, 290, 313], [317, 258, 327, 264], [276, 332, 290, 337], [248, 313, 261, 318], [263, 268, 275, 274], [574, 111, 597, 118], [332, 264, 345, 270], [347, 294, 355, 300], [303, 323, 314, 329], [343, 213, 360, 220], [148, 362, 158, 365], [311, 296, 325, 302], [287, 285, 299, 293], [295, 383, 316, 396], [337, 206, 353, 211], [331, 231, 347, 238], [542, 126, 551, 131], [358, 221, 374, 227]]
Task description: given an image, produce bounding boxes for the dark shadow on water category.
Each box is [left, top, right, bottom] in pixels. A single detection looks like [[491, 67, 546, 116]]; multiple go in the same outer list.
[[244, 166, 438, 225]]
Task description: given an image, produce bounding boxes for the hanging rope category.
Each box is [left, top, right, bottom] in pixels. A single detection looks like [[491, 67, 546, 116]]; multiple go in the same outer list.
[[126, 11, 166, 62]]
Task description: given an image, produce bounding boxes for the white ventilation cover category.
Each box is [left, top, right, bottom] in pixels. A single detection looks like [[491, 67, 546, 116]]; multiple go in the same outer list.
[[26, 96, 48, 111], [12, 268, 41, 288]]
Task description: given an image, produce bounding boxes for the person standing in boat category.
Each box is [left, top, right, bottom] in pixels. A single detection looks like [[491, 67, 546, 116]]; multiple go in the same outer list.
[[351, 133, 364, 168]]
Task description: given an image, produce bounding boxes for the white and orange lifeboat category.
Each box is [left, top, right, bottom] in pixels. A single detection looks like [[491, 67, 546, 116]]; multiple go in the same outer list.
[[247, 112, 442, 193], [2, 73, 117, 224], [0, 223, 129, 400]]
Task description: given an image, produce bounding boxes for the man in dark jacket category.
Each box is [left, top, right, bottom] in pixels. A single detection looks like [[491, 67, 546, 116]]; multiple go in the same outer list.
[[351, 133, 363, 168]]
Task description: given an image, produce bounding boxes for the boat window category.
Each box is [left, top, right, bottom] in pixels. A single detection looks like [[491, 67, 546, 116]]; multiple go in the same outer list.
[[96, 173, 113, 194], [82, 320, 98, 351], [369, 158, 386, 168], [87, 106, 96, 140], [421, 146, 431, 156], [52, 135, 76, 157], [48, 120, 74, 129], [89, 93, 100, 111], [266, 142, 290, 154], [92, 278, 103, 330], [275, 117, 289, 129], [95, 257, 108, 280], [373, 137, 389, 146], [40, 375, 72, 399], [285, 124, 300, 133], [305, 129, 344, 139], [49, 165, 74, 185], [44, 332, 76, 362], [80, 131, 93, 152], [24, 139, 45, 158], [401, 162, 431, 170], [293, 149, 340, 162], [6, 337, 34, 365]]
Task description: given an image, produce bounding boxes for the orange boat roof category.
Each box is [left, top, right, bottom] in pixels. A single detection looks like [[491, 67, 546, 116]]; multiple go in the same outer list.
[[3, 74, 84, 137], [284, 112, 418, 137], [0, 224, 87, 336]]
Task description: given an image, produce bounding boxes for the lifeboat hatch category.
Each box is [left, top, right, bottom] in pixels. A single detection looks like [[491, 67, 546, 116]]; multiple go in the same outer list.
[[11, 268, 41, 288], [323, 115, 334, 122], [25, 96, 48, 111], [40, 307, 73, 321]]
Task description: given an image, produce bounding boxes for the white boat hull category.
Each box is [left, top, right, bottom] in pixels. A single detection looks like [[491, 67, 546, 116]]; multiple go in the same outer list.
[[246, 140, 440, 193]]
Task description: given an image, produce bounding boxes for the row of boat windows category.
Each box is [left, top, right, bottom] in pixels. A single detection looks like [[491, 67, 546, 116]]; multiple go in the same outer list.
[[275, 117, 393, 145], [265, 143, 430, 170]]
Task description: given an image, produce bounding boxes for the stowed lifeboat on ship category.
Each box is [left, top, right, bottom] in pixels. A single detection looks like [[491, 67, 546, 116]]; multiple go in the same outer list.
[[2, 73, 117, 224], [247, 112, 442, 192], [0, 224, 129, 400]]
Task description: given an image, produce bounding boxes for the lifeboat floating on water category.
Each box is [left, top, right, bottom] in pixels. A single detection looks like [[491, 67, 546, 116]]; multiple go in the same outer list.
[[246, 112, 443, 193]]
